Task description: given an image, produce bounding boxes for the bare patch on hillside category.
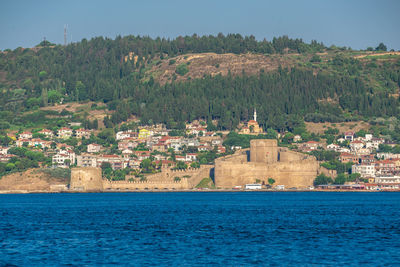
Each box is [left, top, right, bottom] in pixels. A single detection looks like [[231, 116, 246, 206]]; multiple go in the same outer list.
[[353, 51, 400, 59], [147, 53, 297, 84], [306, 121, 370, 135], [40, 102, 112, 129]]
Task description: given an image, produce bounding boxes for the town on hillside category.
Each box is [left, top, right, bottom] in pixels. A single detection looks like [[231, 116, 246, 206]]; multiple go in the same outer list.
[[0, 108, 400, 191]]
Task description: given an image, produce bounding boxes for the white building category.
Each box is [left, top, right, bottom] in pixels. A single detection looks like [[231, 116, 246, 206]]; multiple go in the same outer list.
[[52, 150, 76, 168], [39, 129, 54, 138], [19, 132, 32, 140], [350, 140, 364, 151], [57, 128, 73, 139], [76, 154, 97, 167], [76, 129, 92, 139], [376, 153, 400, 160], [116, 131, 132, 141], [344, 131, 355, 141], [185, 153, 197, 162], [87, 143, 102, 153], [0, 146, 10, 155], [327, 143, 340, 151], [375, 175, 400, 184], [293, 135, 302, 142], [364, 134, 373, 141], [352, 164, 376, 178]]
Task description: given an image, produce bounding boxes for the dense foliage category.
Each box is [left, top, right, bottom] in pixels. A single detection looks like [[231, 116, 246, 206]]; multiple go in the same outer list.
[[1, 34, 399, 131]]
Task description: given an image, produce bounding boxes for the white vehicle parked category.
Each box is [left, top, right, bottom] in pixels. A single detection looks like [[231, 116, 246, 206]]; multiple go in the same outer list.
[[245, 184, 262, 190], [275, 185, 285, 190]]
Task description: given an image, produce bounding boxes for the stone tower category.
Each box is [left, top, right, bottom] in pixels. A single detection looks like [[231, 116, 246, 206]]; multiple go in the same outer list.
[[250, 139, 278, 164], [70, 167, 103, 191], [254, 108, 257, 122]]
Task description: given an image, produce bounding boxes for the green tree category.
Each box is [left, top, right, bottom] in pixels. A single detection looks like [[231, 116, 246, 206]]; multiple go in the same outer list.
[[140, 158, 153, 173], [190, 162, 200, 168], [41, 88, 48, 107], [313, 174, 333, 186], [75, 81, 86, 101], [5, 163, 15, 171], [26, 97, 41, 109], [101, 162, 113, 177], [48, 90, 62, 104], [176, 161, 188, 170], [310, 54, 321, 63], [334, 173, 347, 185], [375, 43, 387, 51], [39, 71, 47, 81], [175, 63, 189, 76], [268, 177, 275, 185], [23, 78, 35, 91], [266, 128, 277, 139]]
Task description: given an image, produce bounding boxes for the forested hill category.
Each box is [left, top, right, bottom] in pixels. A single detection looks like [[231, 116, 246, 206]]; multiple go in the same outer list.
[[0, 34, 400, 131]]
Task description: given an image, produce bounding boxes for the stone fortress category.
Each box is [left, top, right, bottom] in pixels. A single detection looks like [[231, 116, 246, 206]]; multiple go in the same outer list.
[[214, 139, 327, 189], [69, 165, 213, 192], [69, 139, 328, 192]]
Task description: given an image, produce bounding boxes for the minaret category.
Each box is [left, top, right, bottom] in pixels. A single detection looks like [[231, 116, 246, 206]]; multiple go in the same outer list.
[[254, 108, 257, 122]]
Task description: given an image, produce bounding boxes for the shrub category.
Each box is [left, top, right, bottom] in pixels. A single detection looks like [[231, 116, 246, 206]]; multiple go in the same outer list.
[[175, 63, 189, 76]]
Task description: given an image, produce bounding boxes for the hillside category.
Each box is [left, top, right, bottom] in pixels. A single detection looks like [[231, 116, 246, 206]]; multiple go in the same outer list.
[[39, 101, 113, 129], [142, 50, 400, 91], [0, 34, 399, 133], [144, 52, 296, 84]]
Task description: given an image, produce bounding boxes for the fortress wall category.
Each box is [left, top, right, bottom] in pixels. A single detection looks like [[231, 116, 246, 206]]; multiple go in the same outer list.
[[266, 160, 319, 188], [215, 152, 319, 189], [219, 151, 248, 163], [103, 179, 189, 190], [187, 165, 213, 188], [107, 165, 214, 190], [250, 139, 278, 164], [318, 166, 337, 178], [214, 161, 269, 188], [279, 150, 309, 162], [70, 167, 103, 191]]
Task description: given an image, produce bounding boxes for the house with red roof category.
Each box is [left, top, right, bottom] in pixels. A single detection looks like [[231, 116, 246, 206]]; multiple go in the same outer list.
[[339, 152, 359, 163], [19, 131, 32, 140], [57, 127, 73, 139], [76, 128, 92, 139], [39, 129, 54, 138]]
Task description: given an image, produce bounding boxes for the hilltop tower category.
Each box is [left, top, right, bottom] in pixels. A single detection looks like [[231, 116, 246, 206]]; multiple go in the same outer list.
[[254, 108, 257, 122], [64, 25, 67, 46]]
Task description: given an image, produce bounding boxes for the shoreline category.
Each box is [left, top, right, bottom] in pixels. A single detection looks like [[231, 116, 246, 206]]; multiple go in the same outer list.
[[0, 189, 396, 194]]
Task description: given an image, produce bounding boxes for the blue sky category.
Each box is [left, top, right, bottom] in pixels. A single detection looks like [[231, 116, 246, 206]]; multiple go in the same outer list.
[[0, 0, 399, 50]]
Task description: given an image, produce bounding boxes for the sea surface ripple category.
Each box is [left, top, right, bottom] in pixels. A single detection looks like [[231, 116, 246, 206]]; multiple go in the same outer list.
[[1, 192, 400, 266]]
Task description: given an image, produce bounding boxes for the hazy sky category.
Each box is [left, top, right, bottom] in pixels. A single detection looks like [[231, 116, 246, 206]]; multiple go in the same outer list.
[[1, 0, 399, 50]]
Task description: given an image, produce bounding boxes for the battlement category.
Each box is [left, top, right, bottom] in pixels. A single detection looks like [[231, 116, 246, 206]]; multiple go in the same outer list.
[[106, 180, 186, 184]]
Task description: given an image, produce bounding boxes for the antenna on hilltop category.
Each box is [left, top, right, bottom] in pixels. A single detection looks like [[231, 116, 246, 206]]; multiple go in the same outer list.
[[64, 24, 67, 46]]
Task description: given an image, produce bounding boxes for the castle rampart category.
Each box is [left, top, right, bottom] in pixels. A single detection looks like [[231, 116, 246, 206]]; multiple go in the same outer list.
[[70, 165, 213, 191], [215, 139, 322, 189]]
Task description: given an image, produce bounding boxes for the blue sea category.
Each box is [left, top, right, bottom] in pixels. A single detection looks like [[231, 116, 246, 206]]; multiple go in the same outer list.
[[1, 192, 400, 266]]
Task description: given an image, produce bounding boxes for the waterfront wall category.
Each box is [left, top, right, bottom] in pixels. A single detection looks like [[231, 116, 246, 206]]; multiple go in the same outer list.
[[69, 165, 213, 191], [215, 140, 322, 189]]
